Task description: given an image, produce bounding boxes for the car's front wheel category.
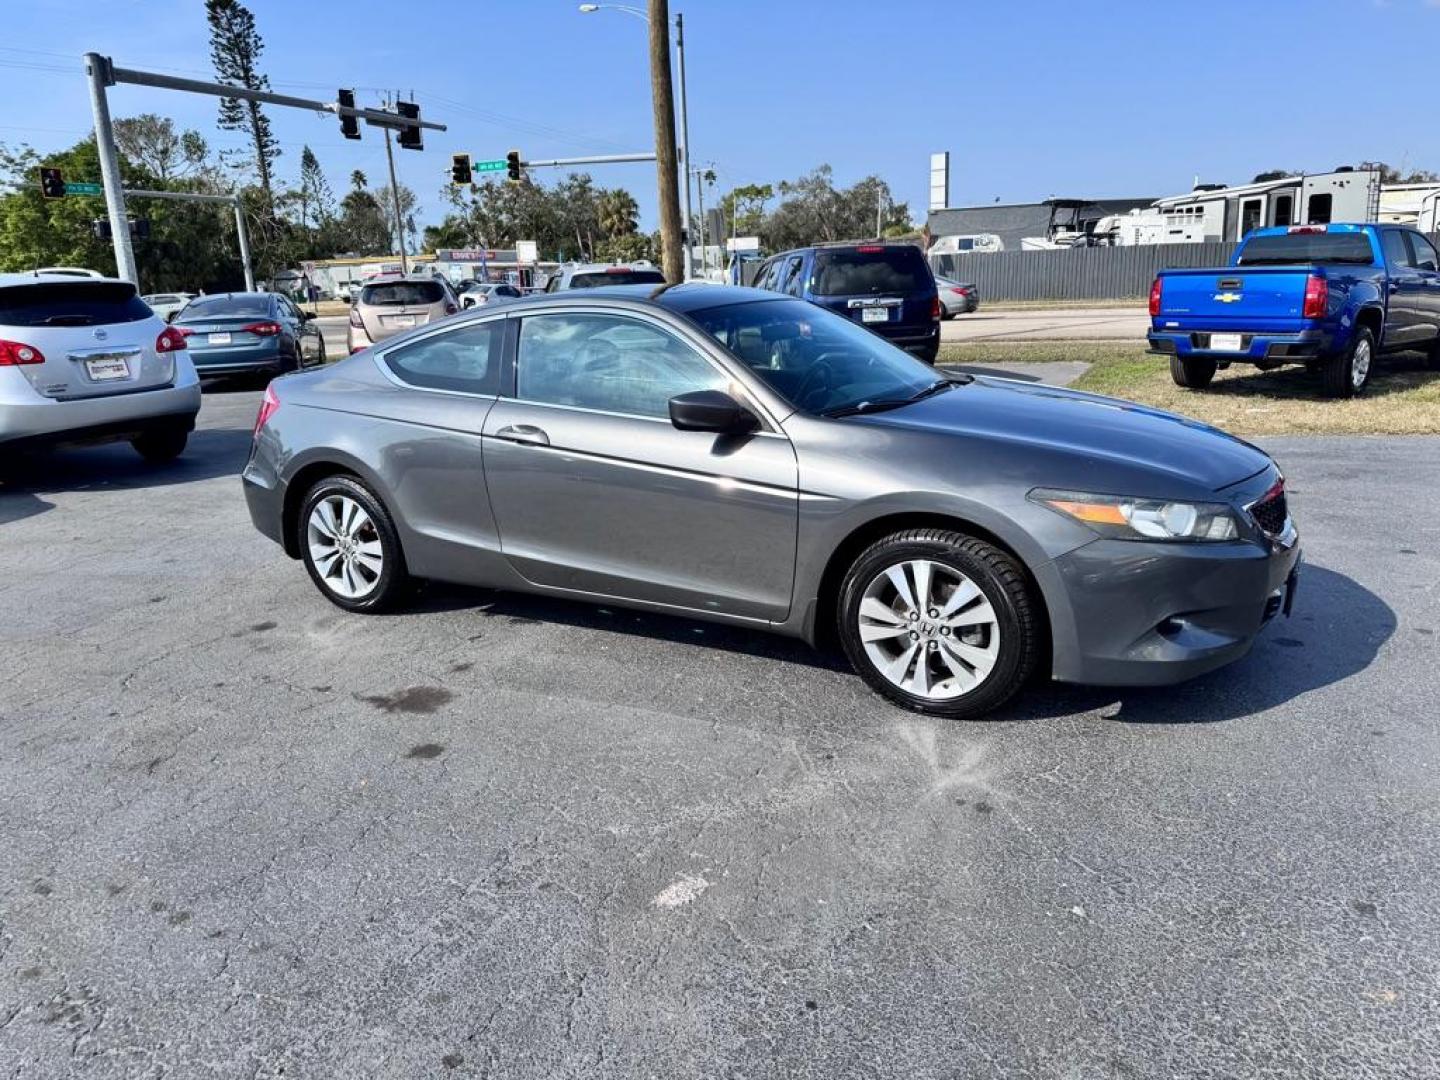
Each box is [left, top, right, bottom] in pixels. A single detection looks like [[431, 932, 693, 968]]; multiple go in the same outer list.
[[837, 529, 1040, 719], [298, 475, 410, 613], [1169, 355, 1217, 388]]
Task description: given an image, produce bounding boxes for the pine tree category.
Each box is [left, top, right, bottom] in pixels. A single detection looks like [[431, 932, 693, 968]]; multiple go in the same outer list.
[[205, 0, 279, 198], [298, 146, 334, 227]]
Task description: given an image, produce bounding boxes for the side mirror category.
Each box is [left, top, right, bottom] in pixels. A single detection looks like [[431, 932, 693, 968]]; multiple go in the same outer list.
[[669, 389, 758, 434]]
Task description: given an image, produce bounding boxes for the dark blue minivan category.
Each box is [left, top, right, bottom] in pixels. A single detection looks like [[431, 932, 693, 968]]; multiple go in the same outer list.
[[750, 243, 941, 362]]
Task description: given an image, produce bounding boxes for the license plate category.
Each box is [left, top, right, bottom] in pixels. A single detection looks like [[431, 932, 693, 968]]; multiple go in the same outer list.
[[208, 332, 232, 345], [391, 315, 416, 328], [84, 356, 130, 381], [1208, 333, 1243, 351], [860, 307, 889, 324]]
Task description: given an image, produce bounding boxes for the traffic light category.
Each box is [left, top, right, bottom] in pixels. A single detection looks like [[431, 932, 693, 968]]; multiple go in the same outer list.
[[39, 167, 65, 199], [506, 150, 522, 184], [451, 153, 472, 186], [131, 218, 150, 240], [397, 101, 422, 151], [337, 88, 360, 140]]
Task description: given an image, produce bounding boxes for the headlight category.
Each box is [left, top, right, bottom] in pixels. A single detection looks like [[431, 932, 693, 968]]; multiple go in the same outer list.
[[1029, 488, 1240, 542]]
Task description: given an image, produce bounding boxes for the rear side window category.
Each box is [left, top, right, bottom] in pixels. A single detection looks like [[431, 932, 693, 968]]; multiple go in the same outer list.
[[382, 321, 501, 394], [0, 281, 151, 327], [1407, 233, 1439, 273], [361, 281, 445, 306], [1236, 232, 1374, 266], [812, 247, 932, 296], [567, 269, 666, 289], [1382, 230, 1412, 269], [180, 294, 272, 318]]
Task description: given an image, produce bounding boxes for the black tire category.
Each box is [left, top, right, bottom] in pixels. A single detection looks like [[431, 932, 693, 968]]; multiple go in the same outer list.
[[313, 336, 327, 367], [914, 341, 941, 366], [1169, 355, 1217, 388], [836, 528, 1040, 720], [297, 474, 411, 613], [1320, 326, 1374, 398], [1425, 335, 1440, 372], [130, 426, 188, 463]]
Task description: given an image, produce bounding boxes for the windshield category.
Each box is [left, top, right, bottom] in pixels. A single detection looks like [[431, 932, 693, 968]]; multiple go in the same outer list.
[[569, 269, 666, 289], [812, 247, 931, 296], [361, 281, 446, 306], [177, 294, 272, 319], [686, 297, 941, 415], [1237, 232, 1374, 266]]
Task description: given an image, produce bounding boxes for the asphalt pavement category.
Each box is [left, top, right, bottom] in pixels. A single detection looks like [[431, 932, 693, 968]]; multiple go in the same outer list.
[[2, 388, 1438, 1078]]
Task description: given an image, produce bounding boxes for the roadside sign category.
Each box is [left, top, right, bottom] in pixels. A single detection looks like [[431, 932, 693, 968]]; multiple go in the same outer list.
[[65, 182, 103, 196], [473, 159, 507, 174], [515, 240, 538, 264], [437, 249, 496, 263]]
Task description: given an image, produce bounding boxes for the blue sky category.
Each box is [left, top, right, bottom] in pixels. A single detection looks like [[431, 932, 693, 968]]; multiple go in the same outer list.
[[2, 0, 1437, 232]]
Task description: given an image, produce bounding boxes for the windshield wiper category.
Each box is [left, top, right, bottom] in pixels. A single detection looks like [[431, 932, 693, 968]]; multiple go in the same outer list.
[[821, 376, 972, 418]]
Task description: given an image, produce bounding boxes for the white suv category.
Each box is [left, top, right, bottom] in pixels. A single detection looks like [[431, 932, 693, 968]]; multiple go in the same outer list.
[[0, 273, 202, 461]]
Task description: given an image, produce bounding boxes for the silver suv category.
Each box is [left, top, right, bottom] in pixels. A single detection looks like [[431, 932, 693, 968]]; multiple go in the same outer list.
[[347, 275, 460, 353], [0, 273, 201, 461], [542, 261, 666, 292]]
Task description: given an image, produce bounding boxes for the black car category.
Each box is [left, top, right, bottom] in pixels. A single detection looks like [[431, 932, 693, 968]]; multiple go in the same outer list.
[[750, 243, 941, 362]]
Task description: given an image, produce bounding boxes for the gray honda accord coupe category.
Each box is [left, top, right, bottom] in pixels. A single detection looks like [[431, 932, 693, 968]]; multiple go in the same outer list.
[[242, 284, 1300, 720]]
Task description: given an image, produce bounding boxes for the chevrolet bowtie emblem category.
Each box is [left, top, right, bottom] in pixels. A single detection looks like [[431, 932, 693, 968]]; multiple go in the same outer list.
[[1214, 292, 1242, 303]]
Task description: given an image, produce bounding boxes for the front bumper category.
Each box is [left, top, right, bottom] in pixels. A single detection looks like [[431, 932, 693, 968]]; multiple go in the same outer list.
[[1147, 327, 1331, 364], [1040, 529, 1301, 687]]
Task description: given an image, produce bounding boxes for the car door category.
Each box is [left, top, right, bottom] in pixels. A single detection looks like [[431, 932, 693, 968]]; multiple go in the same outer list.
[[1380, 228, 1421, 346], [481, 307, 799, 621], [1404, 232, 1440, 343], [276, 296, 314, 365]]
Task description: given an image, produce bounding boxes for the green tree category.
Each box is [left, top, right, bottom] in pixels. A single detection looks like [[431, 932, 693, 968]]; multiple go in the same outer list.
[[206, 0, 279, 197], [113, 114, 209, 182], [597, 188, 639, 240], [1367, 161, 1439, 185], [295, 145, 334, 230]]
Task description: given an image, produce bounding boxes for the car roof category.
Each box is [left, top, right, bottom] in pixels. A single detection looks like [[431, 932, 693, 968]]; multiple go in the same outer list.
[[0, 271, 130, 288], [500, 282, 778, 314]]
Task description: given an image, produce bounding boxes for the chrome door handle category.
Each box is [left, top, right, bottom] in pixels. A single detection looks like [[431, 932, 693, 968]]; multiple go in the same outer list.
[[494, 424, 550, 447]]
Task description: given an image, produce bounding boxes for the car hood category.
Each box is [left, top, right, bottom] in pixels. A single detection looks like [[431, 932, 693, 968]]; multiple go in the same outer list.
[[856, 376, 1271, 491]]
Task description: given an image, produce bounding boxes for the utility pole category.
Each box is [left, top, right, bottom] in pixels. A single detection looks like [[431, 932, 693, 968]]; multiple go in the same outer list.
[[877, 188, 884, 238], [674, 12, 693, 280], [695, 168, 707, 276], [382, 111, 409, 274], [84, 53, 137, 284], [648, 0, 683, 282]]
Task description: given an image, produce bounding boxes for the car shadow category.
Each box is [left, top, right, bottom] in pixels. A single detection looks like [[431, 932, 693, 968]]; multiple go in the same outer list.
[[0, 426, 255, 520], [408, 582, 848, 672], [1209, 350, 1437, 401], [1008, 563, 1394, 725]]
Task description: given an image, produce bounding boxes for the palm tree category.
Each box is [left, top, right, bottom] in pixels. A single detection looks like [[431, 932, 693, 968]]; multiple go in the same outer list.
[[597, 189, 640, 240], [350, 169, 367, 192]]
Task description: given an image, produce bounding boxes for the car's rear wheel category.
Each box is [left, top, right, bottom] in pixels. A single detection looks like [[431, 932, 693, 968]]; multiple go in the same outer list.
[[837, 529, 1039, 720], [1169, 355, 1217, 388], [1425, 334, 1440, 372], [131, 426, 188, 463], [1321, 326, 1373, 398], [298, 475, 410, 613]]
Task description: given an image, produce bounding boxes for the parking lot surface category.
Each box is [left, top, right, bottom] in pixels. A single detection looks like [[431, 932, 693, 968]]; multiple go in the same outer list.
[[2, 389, 1438, 1078], [942, 306, 1149, 342]]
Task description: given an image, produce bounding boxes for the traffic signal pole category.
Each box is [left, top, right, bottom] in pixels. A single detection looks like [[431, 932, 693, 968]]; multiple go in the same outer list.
[[80, 52, 443, 285], [84, 53, 137, 284], [125, 189, 254, 291]]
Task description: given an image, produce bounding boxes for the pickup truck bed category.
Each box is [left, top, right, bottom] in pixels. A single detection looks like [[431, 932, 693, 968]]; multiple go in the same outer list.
[[1147, 224, 1440, 398]]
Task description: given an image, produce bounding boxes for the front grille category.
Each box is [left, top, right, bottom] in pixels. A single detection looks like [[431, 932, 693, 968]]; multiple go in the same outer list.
[[1250, 484, 1288, 536]]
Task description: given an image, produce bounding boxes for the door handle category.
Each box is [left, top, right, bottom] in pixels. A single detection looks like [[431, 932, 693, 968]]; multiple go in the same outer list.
[[494, 424, 550, 447], [1388, 283, 1400, 294]]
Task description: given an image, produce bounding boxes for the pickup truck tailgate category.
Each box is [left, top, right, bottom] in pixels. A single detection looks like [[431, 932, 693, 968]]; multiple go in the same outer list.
[[1155, 266, 1312, 330]]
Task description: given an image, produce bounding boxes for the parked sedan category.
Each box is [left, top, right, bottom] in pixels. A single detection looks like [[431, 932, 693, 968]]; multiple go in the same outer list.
[[935, 277, 980, 318], [458, 281, 523, 310], [142, 292, 195, 322], [243, 285, 1300, 720], [172, 292, 325, 381]]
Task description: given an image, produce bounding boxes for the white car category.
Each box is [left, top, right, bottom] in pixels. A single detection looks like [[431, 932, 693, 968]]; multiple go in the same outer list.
[[141, 292, 196, 322], [0, 273, 201, 461], [35, 266, 106, 279]]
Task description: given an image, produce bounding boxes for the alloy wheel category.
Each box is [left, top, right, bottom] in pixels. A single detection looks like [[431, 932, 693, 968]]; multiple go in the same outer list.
[[307, 494, 384, 599], [1352, 337, 1371, 390], [857, 559, 1000, 700]]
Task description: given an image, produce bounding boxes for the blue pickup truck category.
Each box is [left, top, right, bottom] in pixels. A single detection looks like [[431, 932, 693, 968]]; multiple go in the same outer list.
[[1147, 223, 1440, 397]]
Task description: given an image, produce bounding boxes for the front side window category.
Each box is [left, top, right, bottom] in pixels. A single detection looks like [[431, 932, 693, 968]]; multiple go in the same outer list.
[[382, 320, 501, 394], [516, 313, 727, 418], [1407, 233, 1439, 273]]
